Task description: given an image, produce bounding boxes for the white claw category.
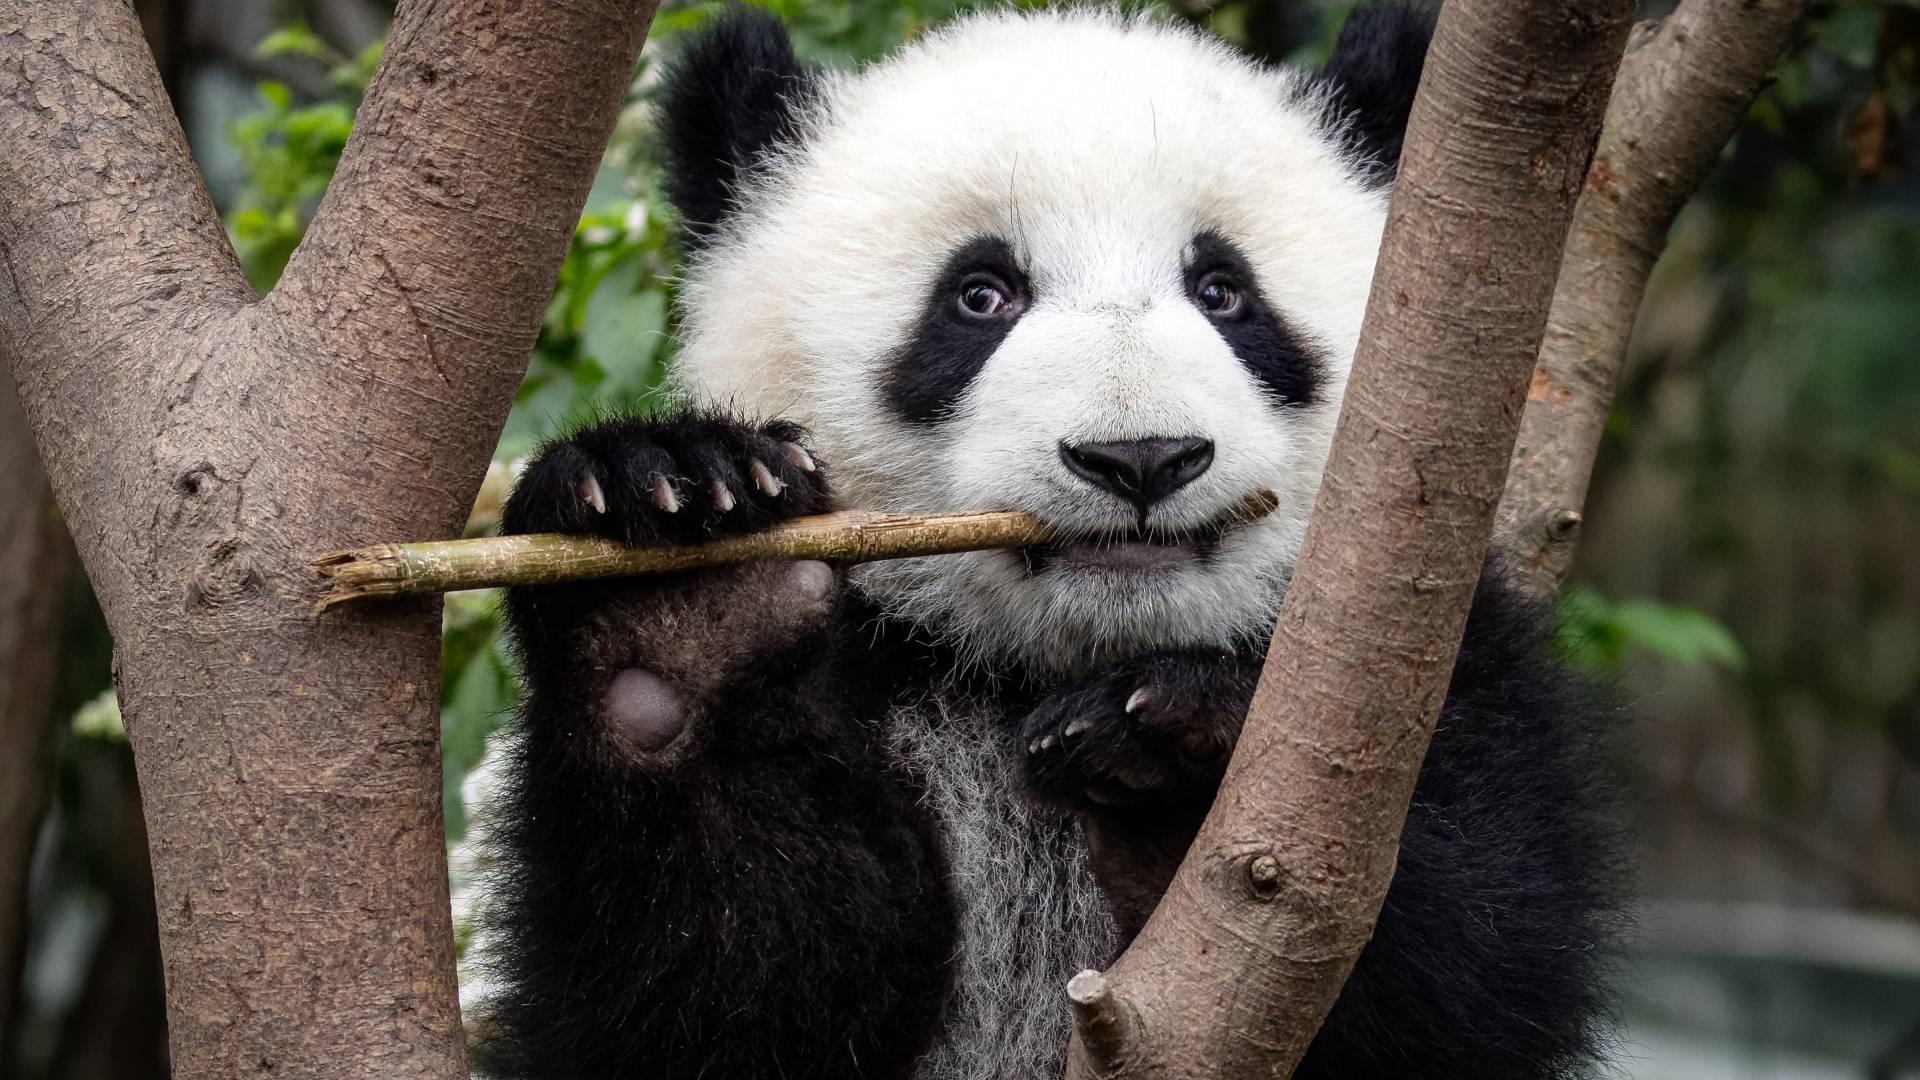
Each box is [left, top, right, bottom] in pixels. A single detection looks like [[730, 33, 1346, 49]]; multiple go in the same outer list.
[[1039, 734, 1058, 752], [710, 479, 735, 513], [1063, 718, 1091, 739], [1125, 688, 1153, 716], [578, 472, 607, 514], [652, 475, 680, 513], [784, 442, 816, 473], [1028, 737, 1044, 755], [750, 458, 785, 496]]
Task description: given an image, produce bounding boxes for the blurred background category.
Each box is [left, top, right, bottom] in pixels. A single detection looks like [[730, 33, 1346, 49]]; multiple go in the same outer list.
[[1, 0, 1915, 1076]]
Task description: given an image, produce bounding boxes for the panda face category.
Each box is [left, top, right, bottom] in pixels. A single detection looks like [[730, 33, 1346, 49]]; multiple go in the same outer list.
[[667, 10, 1398, 673]]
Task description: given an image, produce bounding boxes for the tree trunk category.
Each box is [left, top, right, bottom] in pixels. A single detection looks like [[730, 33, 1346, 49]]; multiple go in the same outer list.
[[1064, 0, 1635, 1075], [0, 378, 74, 1041], [0, 0, 657, 1075], [1497, 0, 1805, 592]]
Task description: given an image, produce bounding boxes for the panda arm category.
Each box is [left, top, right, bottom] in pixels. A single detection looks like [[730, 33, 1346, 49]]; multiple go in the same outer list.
[[1021, 573, 1624, 1079], [474, 413, 955, 1080]]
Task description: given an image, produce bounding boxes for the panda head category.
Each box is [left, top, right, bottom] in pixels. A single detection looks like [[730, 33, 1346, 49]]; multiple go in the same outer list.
[[659, 4, 1434, 674]]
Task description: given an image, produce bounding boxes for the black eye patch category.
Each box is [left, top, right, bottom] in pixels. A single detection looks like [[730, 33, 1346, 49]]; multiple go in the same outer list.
[[1186, 231, 1322, 408], [885, 237, 1029, 425]]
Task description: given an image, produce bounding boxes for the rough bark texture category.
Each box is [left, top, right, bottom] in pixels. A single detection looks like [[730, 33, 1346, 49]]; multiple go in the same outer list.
[[0, 378, 75, 1040], [0, 0, 657, 1075], [1063, 1, 1635, 1076], [1497, 0, 1804, 592]]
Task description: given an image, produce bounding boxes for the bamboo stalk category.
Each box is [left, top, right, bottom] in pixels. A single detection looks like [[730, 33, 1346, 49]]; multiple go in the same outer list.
[[311, 490, 1280, 613]]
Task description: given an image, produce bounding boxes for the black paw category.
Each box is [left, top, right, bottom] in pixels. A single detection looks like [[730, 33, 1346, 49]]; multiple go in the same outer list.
[[1020, 652, 1257, 813], [502, 410, 832, 545]]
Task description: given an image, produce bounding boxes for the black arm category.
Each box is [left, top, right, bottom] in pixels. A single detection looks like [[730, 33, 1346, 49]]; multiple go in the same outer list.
[[473, 412, 955, 1080], [1019, 572, 1627, 1080]]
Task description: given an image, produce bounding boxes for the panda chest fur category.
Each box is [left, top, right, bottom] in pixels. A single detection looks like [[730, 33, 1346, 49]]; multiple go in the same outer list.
[[882, 688, 1118, 1079]]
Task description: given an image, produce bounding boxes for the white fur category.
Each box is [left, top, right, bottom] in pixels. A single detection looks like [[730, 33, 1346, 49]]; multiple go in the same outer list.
[[885, 689, 1115, 1080], [670, 9, 1387, 672]]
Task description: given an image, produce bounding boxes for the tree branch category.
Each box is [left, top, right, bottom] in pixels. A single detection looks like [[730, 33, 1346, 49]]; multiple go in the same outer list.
[[1062, 0, 1635, 1075], [309, 491, 1282, 610], [1497, 0, 1804, 592], [0, 0, 660, 1075]]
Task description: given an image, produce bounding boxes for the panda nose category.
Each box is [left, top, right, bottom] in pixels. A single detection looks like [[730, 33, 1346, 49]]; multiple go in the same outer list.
[[1060, 437, 1215, 511]]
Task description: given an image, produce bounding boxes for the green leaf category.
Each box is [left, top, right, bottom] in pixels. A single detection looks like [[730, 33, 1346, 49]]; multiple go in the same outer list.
[[581, 260, 669, 399], [258, 80, 292, 112], [1555, 586, 1747, 675], [255, 25, 329, 61], [72, 689, 126, 743], [1608, 600, 1748, 673]]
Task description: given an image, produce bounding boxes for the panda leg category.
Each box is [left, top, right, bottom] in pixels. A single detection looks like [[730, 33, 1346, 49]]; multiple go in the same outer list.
[[473, 412, 955, 1080]]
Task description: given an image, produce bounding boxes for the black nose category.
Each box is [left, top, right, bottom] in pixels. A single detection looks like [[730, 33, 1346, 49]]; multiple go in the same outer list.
[[1060, 437, 1215, 511]]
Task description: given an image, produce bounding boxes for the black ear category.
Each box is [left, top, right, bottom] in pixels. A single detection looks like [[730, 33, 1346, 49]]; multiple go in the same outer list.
[[656, 7, 817, 247], [1317, 2, 1438, 185]]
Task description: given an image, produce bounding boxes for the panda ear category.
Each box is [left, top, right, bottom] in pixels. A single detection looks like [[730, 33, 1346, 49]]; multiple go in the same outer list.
[[656, 7, 818, 247], [1316, 1, 1438, 185]]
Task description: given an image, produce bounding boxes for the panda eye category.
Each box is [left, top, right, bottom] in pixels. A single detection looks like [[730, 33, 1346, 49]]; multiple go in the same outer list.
[[1193, 272, 1245, 318], [957, 274, 1022, 320]]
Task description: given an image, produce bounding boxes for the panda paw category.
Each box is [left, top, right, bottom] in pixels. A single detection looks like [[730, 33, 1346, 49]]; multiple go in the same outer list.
[[1019, 651, 1258, 813], [502, 410, 832, 545]]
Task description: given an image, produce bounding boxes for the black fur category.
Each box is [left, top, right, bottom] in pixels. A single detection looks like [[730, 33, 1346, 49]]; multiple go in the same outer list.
[[887, 236, 1031, 424], [477, 417, 955, 1080], [1293, 576, 1627, 1079], [1316, 1, 1438, 185], [1018, 570, 1628, 1077], [657, 7, 818, 246], [482, 410, 1624, 1079], [1188, 230, 1323, 407]]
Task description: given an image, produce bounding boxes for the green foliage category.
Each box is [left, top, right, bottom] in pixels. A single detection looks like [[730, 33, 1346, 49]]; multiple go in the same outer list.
[[70, 689, 126, 743], [223, 28, 381, 290], [1557, 586, 1748, 676]]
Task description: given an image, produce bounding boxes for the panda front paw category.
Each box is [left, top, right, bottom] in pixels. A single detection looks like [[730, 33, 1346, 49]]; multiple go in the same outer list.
[[502, 410, 832, 545], [1020, 651, 1258, 813]]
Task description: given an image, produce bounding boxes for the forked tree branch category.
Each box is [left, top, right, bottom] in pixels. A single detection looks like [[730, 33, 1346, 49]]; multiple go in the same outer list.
[[1062, 1, 1635, 1076], [0, 0, 658, 1075], [1498, 0, 1804, 592]]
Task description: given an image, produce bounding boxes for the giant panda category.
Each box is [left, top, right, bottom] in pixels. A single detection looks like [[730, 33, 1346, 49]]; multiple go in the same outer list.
[[475, 4, 1624, 1079]]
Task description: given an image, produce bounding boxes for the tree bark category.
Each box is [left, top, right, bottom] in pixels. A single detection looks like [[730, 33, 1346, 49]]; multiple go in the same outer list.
[[1497, 0, 1804, 592], [1063, 1, 1635, 1076], [0, 378, 75, 1041], [0, 0, 657, 1075]]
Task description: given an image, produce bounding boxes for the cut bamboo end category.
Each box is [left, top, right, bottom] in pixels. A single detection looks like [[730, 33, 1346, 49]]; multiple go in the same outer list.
[[311, 489, 1279, 614]]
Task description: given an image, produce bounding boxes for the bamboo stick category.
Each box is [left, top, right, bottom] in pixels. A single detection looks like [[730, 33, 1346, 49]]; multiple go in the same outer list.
[[311, 490, 1281, 613]]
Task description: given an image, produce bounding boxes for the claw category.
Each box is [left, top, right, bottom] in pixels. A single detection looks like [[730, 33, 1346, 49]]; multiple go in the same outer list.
[[1063, 718, 1091, 739], [710, 479, 736, 514], [652, 475, 681, 513], [750, 458, 785, 496], [1125, 688, 1153, 716], [783, 442, 816, 473], [1029, 737, 1044, 755], [579, 472, 607, 514]]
